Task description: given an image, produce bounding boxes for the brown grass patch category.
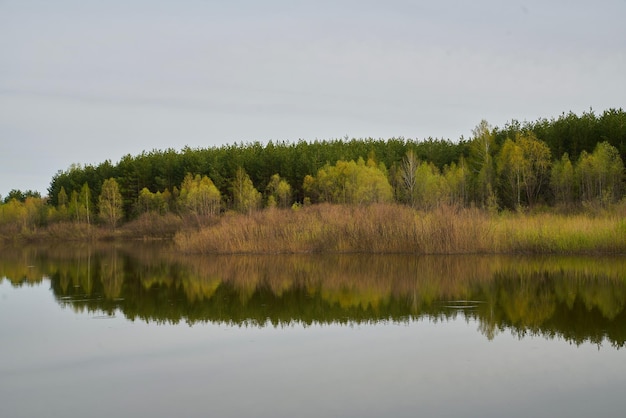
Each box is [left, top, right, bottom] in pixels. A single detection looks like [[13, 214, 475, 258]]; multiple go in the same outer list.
[[174, 203, 496, 254], [174, 203, 626, 254]]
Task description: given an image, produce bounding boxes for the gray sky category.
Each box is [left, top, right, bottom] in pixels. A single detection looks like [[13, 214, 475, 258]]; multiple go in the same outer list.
[[1, 0, 625, 198]]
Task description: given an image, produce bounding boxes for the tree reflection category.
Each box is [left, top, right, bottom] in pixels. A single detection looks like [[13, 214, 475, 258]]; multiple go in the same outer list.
[[1, 244, 625, 347]]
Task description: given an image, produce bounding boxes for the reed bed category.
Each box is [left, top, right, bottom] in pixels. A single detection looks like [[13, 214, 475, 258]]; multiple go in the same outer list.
[[0, 221, 102, 244], [174, 203, 626, 254], [496, 212, 626, 254], [6, 203, 624, 254]]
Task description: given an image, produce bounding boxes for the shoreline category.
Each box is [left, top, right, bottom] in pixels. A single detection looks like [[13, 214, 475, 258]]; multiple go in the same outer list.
[[3, 203, 625, 255]]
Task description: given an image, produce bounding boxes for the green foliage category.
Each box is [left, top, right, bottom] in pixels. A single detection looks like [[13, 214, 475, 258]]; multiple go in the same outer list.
[[0, 198, 27, 227], [517, 132, 552, 206], [57, 187, 68, 208], [266, 174, 292, 208], [98, 178, 124, 229], [551, 153, 575, 206], [138, 187, 172, 215], [469, 120, 497, 207], [232, 167, 262, 214], [413, 161, 449, 209], [497, 132, 551, 208], [0, 107, 619, 233], [179, 173, 221, 217], [443, 158, 469, 207], [400, 151, 469, 209], [45, 136, 468, 215], [63, 182, 93, 225], [576, 141, 624, 205], [497, 109, 626, 169], [304, 158, 394, 205], [399, 150, 420, 207], [3, 189, 41, 204], [497, 138, 524, 208], [0, 196, 47, 234]]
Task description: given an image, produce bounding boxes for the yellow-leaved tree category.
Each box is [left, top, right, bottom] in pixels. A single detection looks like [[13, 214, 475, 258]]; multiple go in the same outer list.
[[98, 178, 124, 229], [179, 173, 221, 217], [232, 167, 262, 214], [266, 174, 292, 208], [304, 157, 393, 205]]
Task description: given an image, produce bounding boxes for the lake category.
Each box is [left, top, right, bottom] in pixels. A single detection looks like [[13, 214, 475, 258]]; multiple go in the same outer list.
[[1, 243, 625, 418]]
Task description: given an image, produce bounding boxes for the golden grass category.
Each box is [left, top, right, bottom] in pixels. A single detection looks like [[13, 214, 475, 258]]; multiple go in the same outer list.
[[0, 212, 186, 245], [0, 221, 102, 244], [174, 203, 626, 254], [4, 203, 623, 254], [496, 212, 626, 254]]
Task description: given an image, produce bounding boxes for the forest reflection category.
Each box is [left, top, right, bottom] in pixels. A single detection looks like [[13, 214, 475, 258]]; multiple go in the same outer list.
[[1, 243, 625, 347]]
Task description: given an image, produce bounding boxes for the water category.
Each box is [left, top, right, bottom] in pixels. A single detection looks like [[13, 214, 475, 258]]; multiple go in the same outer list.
[[1, 244, 625, 418]]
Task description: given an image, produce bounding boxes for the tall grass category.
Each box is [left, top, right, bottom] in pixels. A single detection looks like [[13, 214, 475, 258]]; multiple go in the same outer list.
[[0, 212, 186, 245], [6, 202, 622, 254], [0, 221, 102, 244], [496, 212, 626, 254], [174, 204, 464, 254], [174, 203, 626, 254]]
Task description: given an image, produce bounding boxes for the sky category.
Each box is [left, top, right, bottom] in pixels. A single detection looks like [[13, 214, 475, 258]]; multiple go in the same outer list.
[[1, 0, 625, 198]]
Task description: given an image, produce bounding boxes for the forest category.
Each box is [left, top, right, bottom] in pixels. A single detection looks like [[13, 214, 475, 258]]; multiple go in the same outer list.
[[0, 108, 625, 249]]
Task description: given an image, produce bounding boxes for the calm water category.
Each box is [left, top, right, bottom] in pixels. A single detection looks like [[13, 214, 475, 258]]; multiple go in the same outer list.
[[1, 244, 625, 418]]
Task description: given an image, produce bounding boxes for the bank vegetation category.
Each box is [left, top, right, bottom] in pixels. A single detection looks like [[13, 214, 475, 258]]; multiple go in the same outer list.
[[173, 203, 626, 254], [1, 108, 625, 254]]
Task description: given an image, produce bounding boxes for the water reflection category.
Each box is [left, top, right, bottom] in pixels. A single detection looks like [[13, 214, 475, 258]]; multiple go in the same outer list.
[[1, 243, 625, 347]]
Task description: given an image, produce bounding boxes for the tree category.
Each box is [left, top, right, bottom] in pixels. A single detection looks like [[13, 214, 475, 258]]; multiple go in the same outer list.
[[353, 158, 394, 204], [400, 150, 419, 207], [469, 120, 497, 207], [99, 178, 124, 229], [58, 187, 68, 209], [576, 141, 624, 205], [304, 158, 393, 205], [68, 183, 92, 224], [3, 189, 41, 204], [81, 182, 92, 226], [497, 138, 524, 208], [179, 173, 221, 217], [138, 187, 155, 214], [50, 186, 71, 222], [413, 161, 449, 209], [232, 167, 262, 214], [496, 132, 551, 208], [551, 153, 575, 206], [591, 141, 624, 204], [0, 196, 45, 231], [24, 197, 46, 229], [0, 199, 26, 228], [517, 132, 551, 206], [443, 158, 469, 207], [266, 174, 292, 208]]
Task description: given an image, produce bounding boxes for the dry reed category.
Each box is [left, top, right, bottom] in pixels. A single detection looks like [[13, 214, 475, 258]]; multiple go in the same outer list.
[[174, 203, 626, 254]]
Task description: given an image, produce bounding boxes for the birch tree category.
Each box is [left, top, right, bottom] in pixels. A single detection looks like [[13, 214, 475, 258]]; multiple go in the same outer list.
[[180, 173, 221, 217], [266, 174, 292, 208], [99, 178, 124, 229], [469, 120, 496, 207], [232, 167, 262, 214]]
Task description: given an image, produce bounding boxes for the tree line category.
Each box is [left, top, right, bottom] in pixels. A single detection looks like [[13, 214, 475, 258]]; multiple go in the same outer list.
[[1, 108, 624, 232]]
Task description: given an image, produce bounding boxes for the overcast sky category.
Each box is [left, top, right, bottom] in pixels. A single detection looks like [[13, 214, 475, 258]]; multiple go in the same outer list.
[[1, 0, 624, 198]]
